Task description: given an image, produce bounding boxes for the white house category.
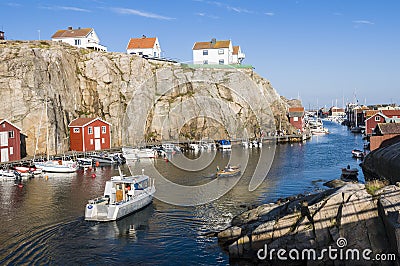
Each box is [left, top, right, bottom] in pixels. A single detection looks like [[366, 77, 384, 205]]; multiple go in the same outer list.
[[126, 36, 161, 58], [192, 38, 245, 65], [232, 45, 245, 64], [51, 27, 107, 51]]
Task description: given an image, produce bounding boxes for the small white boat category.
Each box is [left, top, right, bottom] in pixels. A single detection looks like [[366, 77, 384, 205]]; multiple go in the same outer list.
[[216, 165, 241, 177], [311, 126, 329, 135], [0, 169, 18, 180], [85, 170, 156, 222], [351, 149, 364, 159], [122, 147, 156, 160], [217, 140, 232, 150], [36, 160, 78, 173], [90, 152, 126, 164]]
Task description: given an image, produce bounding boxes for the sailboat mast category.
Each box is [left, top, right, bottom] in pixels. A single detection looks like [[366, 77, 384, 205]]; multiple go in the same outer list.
[[45, 94, 49, 161]]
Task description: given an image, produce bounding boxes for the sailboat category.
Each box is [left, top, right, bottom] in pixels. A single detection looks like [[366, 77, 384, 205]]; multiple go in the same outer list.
[[34, 95, 78, 173], [350, 107, 362, 133]]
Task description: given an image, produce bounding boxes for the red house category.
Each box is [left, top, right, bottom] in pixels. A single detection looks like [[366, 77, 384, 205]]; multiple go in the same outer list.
[[68, 118, 112, 152], [365, 110, 400, 136], [288, 107, 305, 132], [0, 119, 21, 162]]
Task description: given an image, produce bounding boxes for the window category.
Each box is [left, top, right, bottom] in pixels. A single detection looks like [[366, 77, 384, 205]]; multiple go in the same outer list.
[[203, 50, 208, 55], [90, 139, 93, 145], [74, 39, 81, 45], [10, 147, 13, 155], [8, 131, 14, 138], [138, 52, 143, 55], [1, 124, 5, 128], [219, 59, 224, 65], [154, 52, 157, 57], [102, 138, 105, 144], [218, 49, 224, 54], [293, 117, 299, 122], [375, 116, 380, 122], [203, 60, 208, 64], [73, 128, 80, 133], [102, 126, 106, 134], [88, 127, 93, 134]]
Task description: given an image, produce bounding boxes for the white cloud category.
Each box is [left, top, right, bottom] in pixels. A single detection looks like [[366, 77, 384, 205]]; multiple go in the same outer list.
[[195, 12, 219, 19], [41, 6, 91, 12], [264, 12, 274, 16], [111, 7, 175, 20], [353, 20, 374, 25]]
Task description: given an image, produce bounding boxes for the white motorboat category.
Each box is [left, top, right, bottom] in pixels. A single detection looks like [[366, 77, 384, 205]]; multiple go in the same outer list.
[[122, 147, 156, 160], [36, 160, 78, 173], [85, 170, 156, 222], [0, 169, 18, 180], [217, 140, 232, 150], [351, 149, 364, 159], [90, 152, 126, 164], [310, 125, 329, 135]]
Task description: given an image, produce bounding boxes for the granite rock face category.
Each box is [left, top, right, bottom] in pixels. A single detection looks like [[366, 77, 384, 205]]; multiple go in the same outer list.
[[362, 142, 400, 184], [218, 184, 397, 265], [0, 40, 296, 156]]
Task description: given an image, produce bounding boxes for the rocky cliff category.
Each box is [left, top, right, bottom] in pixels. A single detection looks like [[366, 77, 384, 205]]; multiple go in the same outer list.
[[362, 141, 400, 184], [0, 40, 296, 156]]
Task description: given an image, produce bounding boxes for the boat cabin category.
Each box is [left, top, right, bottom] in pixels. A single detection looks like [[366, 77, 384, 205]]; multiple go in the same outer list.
[[104, 175, 150, 204]]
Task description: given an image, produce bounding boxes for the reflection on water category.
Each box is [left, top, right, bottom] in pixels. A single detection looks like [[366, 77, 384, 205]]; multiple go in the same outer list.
[[0, 122, 366, 265]]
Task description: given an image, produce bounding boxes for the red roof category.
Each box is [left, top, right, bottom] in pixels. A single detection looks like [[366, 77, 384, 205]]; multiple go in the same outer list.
[[382, 110, 400, 117], [68, 118, 111, 127], [0, 119, 22, 131], [52, 28, 93, 38], [127, 37, 157, 49], [233, 46, 240, 55], [288, 107, 305, 112], [193, 40, 231, 50]]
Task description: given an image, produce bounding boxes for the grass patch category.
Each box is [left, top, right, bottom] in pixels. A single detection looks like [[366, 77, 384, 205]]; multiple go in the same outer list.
[[365, 180, 389, 195]]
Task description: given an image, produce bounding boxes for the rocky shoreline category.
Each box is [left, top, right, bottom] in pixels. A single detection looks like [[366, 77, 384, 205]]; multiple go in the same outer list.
[[216, 181, 400, 265]]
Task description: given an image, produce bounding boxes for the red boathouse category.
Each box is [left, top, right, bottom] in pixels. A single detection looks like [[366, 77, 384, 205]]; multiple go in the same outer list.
[[0, 119, 21, 162], [68, 118, 112, 152]]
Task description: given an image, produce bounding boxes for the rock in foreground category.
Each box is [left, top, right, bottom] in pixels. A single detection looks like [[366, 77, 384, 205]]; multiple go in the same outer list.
[[218, 184, 399, 265]]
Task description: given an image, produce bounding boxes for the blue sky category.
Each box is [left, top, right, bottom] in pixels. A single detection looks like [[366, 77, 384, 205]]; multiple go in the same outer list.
[[2, 0, 400, 108]]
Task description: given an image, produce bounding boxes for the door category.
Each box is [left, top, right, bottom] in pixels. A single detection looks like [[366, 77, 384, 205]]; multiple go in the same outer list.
[[1, 148, 9, 162], [95, 139, 101, 150], [94, 127, 101, 138]]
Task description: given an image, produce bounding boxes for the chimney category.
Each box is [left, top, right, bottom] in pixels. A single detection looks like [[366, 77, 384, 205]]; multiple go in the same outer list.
[[68, 26, 73, 30], [211, 38, 216, 45]]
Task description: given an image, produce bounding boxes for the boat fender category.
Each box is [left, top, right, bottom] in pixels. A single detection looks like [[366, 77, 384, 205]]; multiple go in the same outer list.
[[87, 205, 93, 209], [91, 173, 96, 178]]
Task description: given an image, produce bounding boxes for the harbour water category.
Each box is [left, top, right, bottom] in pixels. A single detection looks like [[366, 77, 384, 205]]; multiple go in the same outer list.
[[0, 121, 365, 265]]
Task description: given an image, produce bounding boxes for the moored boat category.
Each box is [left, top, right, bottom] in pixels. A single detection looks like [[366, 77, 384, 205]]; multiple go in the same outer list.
[[217, 140, 232, 150], [85, 170, 156, 222], [341, 166, 359, 181], [351, 149, 364, 159], [36, 160, 78, 173]]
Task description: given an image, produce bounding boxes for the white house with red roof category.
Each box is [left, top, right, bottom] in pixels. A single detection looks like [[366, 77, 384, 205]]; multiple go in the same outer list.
[[51, 26, 107, 51], [126, 36, 161, 58], [192, 38, 245, 65]]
